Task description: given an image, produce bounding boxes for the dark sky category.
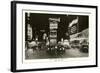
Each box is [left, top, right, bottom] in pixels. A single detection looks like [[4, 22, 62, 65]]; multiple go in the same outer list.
[[25, 13, 89, 41], [29, 13, 68, 31], [29, 13, 88, 32]]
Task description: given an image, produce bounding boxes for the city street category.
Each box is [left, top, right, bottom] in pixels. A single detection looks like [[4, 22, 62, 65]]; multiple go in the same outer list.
[[25, 13, 89, 60]]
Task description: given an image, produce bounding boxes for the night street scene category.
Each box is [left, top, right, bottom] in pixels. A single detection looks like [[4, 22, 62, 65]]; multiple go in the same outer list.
[[25, 12, 89, 59]]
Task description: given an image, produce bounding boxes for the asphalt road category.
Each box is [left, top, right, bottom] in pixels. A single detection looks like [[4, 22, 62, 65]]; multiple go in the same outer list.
[[25, 48, 88, 59]]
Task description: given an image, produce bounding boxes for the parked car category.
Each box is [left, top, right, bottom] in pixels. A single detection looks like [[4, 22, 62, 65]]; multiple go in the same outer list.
[[80, 39, 89, 53], [70, 39, 81, 49]]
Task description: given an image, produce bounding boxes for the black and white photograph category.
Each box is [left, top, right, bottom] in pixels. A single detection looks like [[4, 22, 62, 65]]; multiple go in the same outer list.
[[11, 1, 97, 72], [25, 13, 89, 59]]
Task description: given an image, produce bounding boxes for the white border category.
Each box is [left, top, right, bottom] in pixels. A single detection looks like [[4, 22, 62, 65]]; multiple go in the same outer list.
[[16, 3, 96, 70]]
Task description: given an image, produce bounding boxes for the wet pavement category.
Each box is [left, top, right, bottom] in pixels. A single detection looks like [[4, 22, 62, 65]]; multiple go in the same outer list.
[[25, 48, 88, 59]]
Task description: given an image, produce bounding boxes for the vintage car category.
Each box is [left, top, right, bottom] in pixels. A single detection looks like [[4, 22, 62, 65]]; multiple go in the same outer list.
[[46, 44, 66, 56], [62, 40, 71, 49], [79, 39, 89, 53], [70, 38, 81, 49]]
